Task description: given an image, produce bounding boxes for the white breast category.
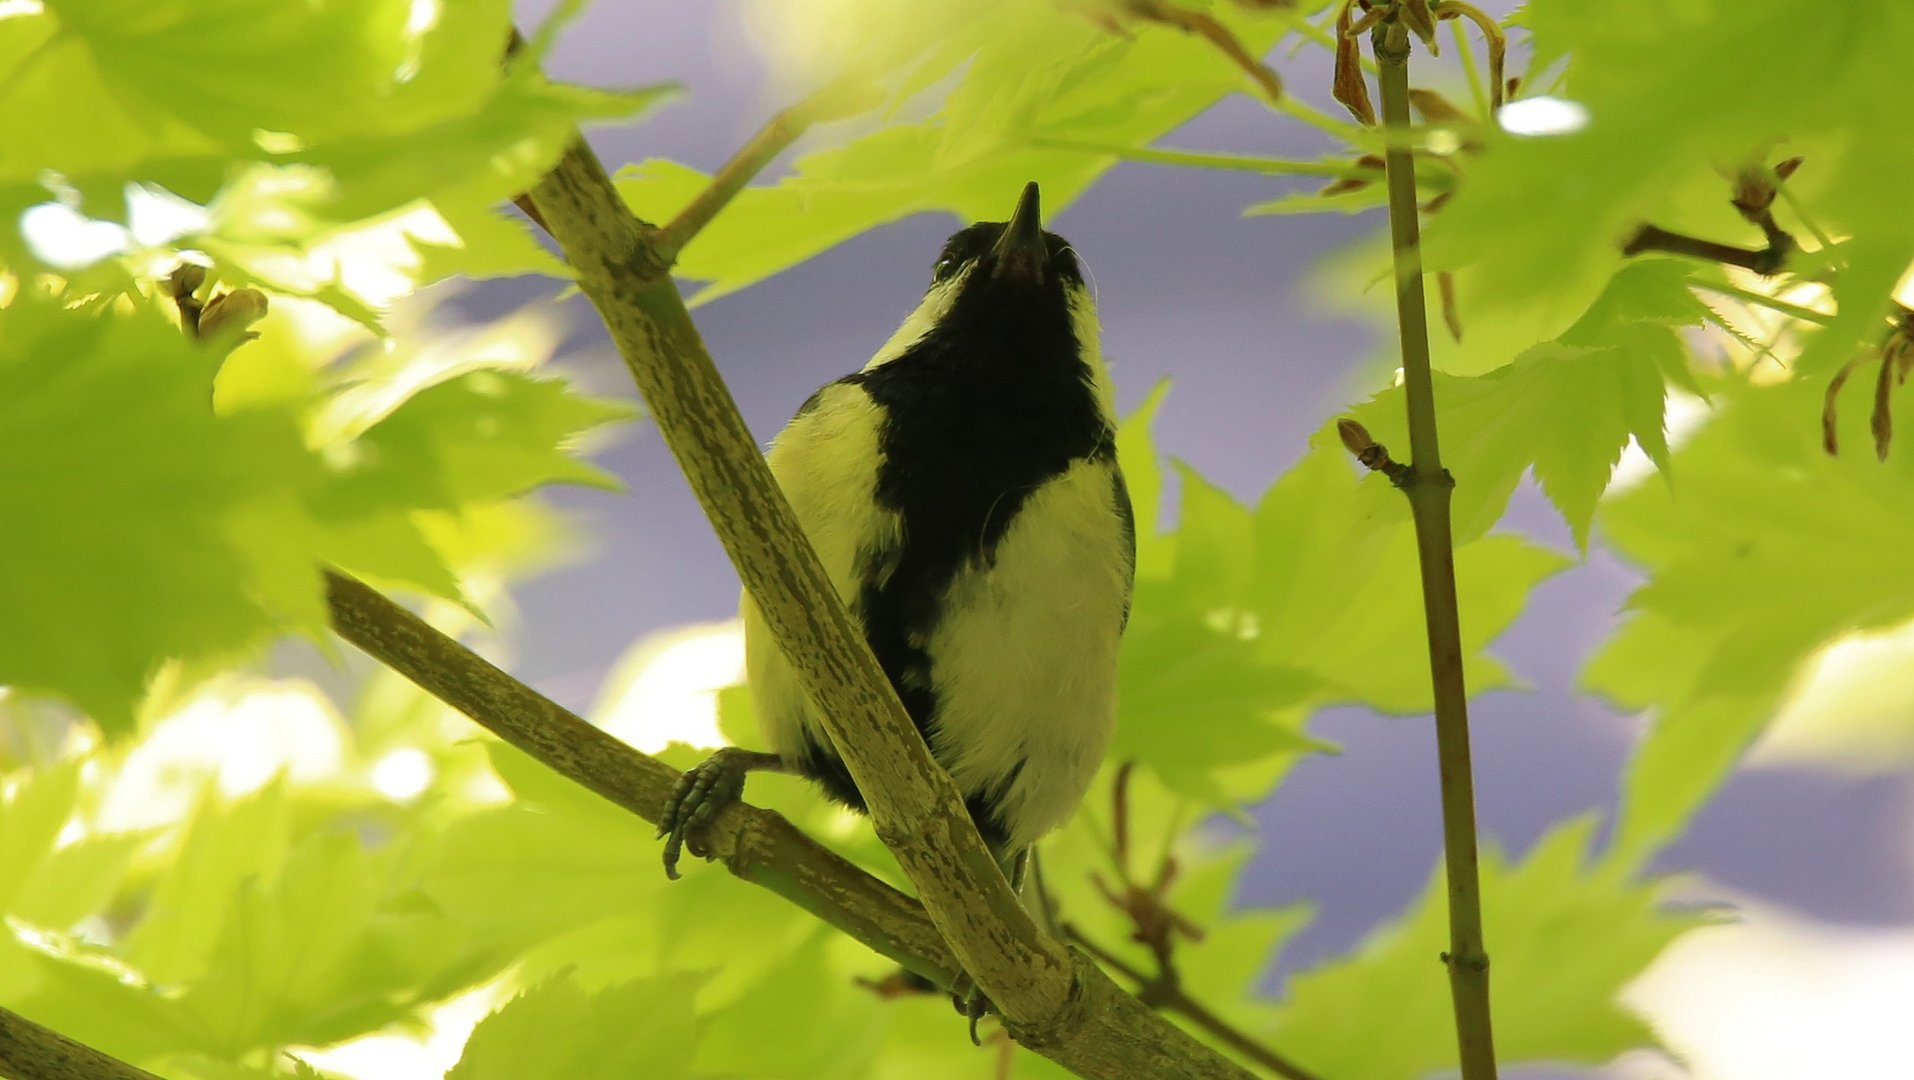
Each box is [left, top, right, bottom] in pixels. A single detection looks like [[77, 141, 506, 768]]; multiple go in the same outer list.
[[918, 456, 1129, 851]]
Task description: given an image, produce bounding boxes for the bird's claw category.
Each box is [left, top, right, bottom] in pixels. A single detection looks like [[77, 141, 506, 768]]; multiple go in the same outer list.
[[658, 748, 752, 880], [947, 972, 992, 1045]]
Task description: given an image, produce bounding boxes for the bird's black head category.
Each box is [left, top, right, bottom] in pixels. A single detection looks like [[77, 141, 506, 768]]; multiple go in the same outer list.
[[930, 182, 1085, 296], [855, 181, 1106, 401]]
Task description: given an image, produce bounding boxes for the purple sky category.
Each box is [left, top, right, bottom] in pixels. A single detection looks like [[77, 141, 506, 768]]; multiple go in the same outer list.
[[490, 0, 1914, 1023]]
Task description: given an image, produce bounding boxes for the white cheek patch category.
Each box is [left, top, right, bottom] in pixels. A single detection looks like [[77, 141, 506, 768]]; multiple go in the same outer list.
[[863, 269, 969, 372], [1068, 286, 1117, 425]]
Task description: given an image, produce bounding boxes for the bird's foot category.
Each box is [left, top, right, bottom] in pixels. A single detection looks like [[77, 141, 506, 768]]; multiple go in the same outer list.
[[947, 972, 994, 1046], [657, 747, 781, 880]]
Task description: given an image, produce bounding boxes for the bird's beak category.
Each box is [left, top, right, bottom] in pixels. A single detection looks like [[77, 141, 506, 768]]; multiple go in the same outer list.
[[990, 181, 1048, 282]]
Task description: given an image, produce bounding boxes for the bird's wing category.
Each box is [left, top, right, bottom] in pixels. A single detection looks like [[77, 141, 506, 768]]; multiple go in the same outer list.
[[742, 380, 901, 760]]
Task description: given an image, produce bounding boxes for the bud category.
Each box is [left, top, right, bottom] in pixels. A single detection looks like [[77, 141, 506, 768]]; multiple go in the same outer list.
[[199, 288, 269, 341], [168, 263, 206, 299], [1337, 418, 1375, 457], [1333, 2, 1377, 126]]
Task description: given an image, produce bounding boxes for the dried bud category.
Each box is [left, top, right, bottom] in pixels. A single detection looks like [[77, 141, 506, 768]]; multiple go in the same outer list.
[[1731, 167, 1776, 219], [1774, 156, 1806, 182], [1321, 153, 1386, 196], [1398, 0, 1439, 50], [1438, 271, 1463, 342], [1333, 1, 1377, 125], [199, 288, 268, 341], [168, 263, 206, 300], [1337, 418, 1376, 457], [1407, 87, 1470, 126]]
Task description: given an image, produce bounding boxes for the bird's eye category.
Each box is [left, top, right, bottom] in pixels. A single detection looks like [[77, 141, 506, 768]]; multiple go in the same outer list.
[[932, 258, 956, 283]]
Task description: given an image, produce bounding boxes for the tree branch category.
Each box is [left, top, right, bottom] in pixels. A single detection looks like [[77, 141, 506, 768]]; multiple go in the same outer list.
[[1622, 223, 1790, 275], [323, 570, 961, 987], [651, 75, 879, 261], [1370, 17, 1498, 1079], [491, 110, 1254, 1080], [0, 1005, 163, 1080]]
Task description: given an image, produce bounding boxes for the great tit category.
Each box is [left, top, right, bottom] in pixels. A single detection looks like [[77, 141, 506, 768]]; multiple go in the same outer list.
[[660, 182, 1135, 912]]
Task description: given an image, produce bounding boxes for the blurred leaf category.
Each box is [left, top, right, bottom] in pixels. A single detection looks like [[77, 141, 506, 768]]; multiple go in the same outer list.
[[411, 198, 571, 285], [0, 931, 200, 1064], [0, 0, 662, 320], [448, 972, 704, 1080], [121, 780, 293, 985], [10, 833, 145, 931], [1116, 465, 1331, 805], [691, 932, 886, 1079], [0, 296, 326, 729], [1266, 816, 1704, 1078], [327, 370, 630, 513], [618, 4, 1298, 302], [1438, 0, 1914, 373], [1588, 376, 1914, 865], [1039, 767, 1312, 1062], [160, 1057, 351, 1080], [175, 829, 498, 1053], [0, 762, 81, 915]]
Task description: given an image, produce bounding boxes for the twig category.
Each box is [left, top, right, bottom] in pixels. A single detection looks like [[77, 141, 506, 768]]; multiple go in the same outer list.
[[1335, 419, 1412, 485], [0, 1004, 164, 1080], [1626, 163, 1800, 277], [1067, 929, 1323, 1080], [1369, 17, 1498, 1079], [506, 66, 874, 253], [324, 572, 961, 984], [514, 81, 1255, 1080], [1623, 224, 1791, 275], [653, 75, 879, 261]]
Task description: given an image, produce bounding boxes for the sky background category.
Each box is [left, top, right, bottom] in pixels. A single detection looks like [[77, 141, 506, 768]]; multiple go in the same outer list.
[[458, 4, 1914, 1074]]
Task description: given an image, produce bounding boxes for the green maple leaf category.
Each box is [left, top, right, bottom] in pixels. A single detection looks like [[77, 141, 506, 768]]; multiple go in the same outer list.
[[0, 297, 326, 729], [448, 973, 705, 1080], [1588, 376, 1914, 864], [617, 2, 1303, 303], [1266, 816, 1705, 1078]]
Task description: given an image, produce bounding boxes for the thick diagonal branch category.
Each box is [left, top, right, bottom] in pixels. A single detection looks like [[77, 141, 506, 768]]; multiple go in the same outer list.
[[0, 1005, 163, 1080], [324, 570, 960, 986]]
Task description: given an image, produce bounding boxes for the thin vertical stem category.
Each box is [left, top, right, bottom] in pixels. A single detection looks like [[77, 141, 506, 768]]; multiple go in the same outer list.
[[1371, 18, 1499, 1080]]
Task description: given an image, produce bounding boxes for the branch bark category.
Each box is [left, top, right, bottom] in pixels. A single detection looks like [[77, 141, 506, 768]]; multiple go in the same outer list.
[[0, 1006, 163, 1080], [324, 570, 960, 987], [1371, 17, 1499, 1079]]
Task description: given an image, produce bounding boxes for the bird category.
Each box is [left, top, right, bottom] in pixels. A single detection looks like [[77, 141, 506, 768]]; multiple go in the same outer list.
[[658, 180, 1134, 953]]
